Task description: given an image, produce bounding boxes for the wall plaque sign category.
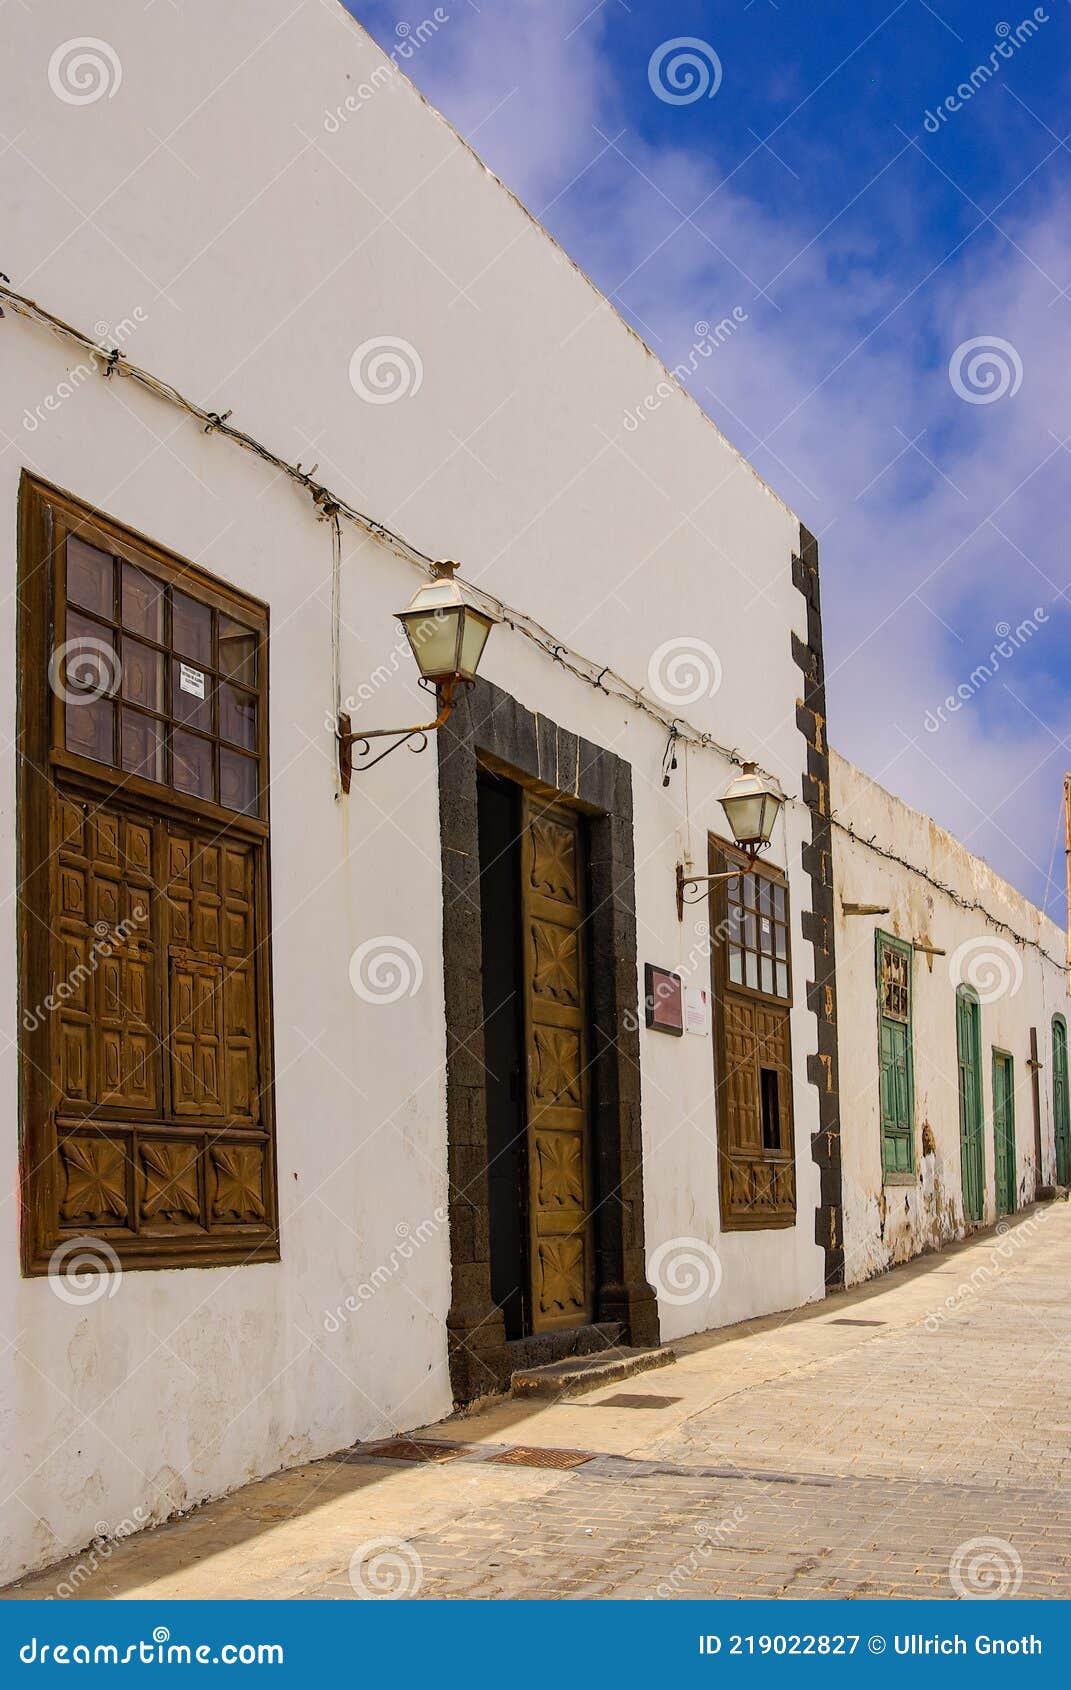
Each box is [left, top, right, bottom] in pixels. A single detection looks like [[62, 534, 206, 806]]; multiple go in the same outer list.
[[644, 964, 683, 1036]]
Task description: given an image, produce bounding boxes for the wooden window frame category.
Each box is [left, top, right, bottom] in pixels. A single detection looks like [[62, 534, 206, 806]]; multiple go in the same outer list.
[[708, 834, 796, 1232], [17, 474, 279, 1275], [876, 929, 916, 1184]]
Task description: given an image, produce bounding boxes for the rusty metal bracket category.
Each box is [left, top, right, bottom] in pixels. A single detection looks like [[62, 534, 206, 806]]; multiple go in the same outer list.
[[676, 852, 765, 922], [336, 678, 461, 793]]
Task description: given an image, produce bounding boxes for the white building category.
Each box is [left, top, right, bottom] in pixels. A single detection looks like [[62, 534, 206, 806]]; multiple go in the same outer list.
[[0, 2, 841, 1583], [832, 751, 1070, 1285]]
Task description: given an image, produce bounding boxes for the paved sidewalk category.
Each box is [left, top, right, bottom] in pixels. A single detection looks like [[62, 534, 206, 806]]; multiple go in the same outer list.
[[6, 1202, 1071, 1600]]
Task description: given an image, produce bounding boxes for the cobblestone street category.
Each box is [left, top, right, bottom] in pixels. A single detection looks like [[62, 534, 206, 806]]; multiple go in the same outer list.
[[7, 1203, 1071, 1602]]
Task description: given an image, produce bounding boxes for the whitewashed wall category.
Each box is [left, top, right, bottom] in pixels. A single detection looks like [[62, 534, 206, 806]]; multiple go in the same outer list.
[[831, 751, 1069, 1286], [0, 1, 824, 1581]]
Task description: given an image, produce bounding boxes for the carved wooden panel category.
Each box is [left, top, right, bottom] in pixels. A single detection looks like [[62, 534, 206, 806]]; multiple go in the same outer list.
[[527, 812, 578, 903], [521, 796, 593, 1331], [58, 1136, 128, 1226], [51, 796, 157, 1113]]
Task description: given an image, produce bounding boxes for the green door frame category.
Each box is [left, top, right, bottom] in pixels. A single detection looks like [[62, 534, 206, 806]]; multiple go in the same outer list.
[[956, 985, 985, 1225], [991, 1048, 1016, 1217], [1054, 1014, 1071, 1187]]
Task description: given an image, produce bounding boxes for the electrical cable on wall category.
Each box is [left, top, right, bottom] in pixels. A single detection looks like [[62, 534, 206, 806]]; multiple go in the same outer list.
[[1, 276, 1064, 966]]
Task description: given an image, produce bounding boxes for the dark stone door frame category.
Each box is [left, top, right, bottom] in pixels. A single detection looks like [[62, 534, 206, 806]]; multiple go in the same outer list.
[[437, 679, 659, 1403]]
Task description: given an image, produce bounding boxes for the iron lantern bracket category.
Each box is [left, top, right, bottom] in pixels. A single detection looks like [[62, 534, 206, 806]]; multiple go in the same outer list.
[[676, 848, 765, 922], [336, 677, 464, 793]]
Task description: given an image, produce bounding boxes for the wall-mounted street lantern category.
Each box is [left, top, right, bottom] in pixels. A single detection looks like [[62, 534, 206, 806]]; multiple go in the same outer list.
[[337, 560, 498, 792], [676, 762, 786, 920]]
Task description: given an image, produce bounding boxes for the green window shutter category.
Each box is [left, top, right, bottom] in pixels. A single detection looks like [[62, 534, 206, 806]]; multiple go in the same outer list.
[[877, 934, 915, 1177]]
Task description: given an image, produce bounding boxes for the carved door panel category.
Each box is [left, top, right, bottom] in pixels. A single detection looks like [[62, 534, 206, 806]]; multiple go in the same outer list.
[[520, 794, 593, 1331]]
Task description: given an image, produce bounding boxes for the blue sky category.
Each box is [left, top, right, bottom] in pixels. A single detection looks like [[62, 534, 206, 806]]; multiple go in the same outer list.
[[349, 0, 1071, 916]]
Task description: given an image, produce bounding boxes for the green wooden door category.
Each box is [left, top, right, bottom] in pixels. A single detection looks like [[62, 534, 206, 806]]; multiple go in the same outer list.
[[992, 1050, 1016, 1217], [1054, 1016, 1071, 1187], [956, 987, 984, 1224]]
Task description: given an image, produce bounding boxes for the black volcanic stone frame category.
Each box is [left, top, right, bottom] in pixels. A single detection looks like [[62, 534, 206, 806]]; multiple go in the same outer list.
[[792, 524, 845, 1287], [437, 680, 659, 1403]]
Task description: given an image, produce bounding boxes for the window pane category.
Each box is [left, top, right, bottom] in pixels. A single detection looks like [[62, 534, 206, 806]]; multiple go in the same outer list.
[[743, 873, 756, 908], [220, 683, 256, 750], [172, 729, 214, 799], [728, 947, 743, 985], [220, 748, 258, 815], [775, 921, 787, 959], [760, 955, 774, 995], [67, 536, 113, 618], [757, 877, 772, 916], [65, 697, 114, 764], [62, 611, 118, 698], [219, 616, 257, 686], [172, 590, 212, 664], [120, 710, 164, 782], [758, 913, 774, 954], [743, 911, 756, 949], [745, 952, 758, 990], [775, 961, 789, 998], [772, 883, 785, 921], [172, 659, 213, 730], [121, 638, 165, 712], [122, 563, 166, 641]]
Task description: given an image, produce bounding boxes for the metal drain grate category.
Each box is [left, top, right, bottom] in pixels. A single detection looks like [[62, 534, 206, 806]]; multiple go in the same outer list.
[[355, 1438, 472, 1462], [586, 1393, 683, 1409], [829, 1318, 886, 1327], [490, 1446, 595, 1470]]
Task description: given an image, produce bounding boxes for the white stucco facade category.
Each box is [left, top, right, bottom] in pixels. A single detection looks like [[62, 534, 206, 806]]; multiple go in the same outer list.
[[0, 2, 831, 1583], [831, 750, 1069, 1287]]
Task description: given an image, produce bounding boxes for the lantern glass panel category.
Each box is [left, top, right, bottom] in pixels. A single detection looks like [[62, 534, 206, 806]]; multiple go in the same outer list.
[[458, 612, 492, 681], [722, 792, 766, 844], [402, 607, 462, 680]]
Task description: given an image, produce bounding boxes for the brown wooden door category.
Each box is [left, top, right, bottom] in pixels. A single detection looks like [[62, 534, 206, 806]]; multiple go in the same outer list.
[[520, 794, 594, 1331]]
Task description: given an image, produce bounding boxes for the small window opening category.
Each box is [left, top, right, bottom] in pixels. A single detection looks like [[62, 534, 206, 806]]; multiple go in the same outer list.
[[760, 1067, 781, 1151]]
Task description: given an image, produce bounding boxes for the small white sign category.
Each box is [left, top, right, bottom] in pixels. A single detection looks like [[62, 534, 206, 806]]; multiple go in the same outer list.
[[685, 986, 711, 1037], [179, 663, 206, 699]]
